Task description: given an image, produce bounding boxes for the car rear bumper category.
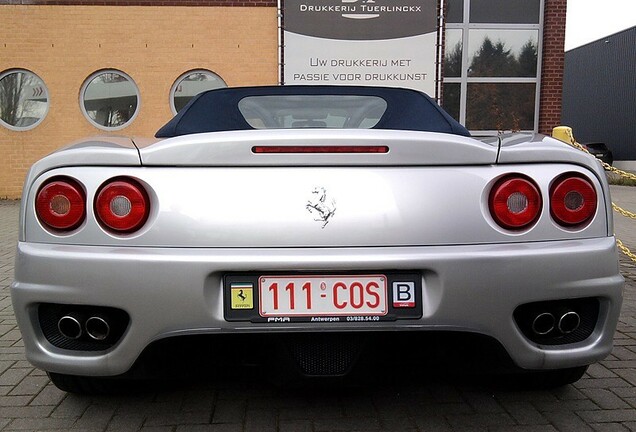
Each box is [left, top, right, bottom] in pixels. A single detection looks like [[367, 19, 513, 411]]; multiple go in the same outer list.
[[11, 237, 623, 377]]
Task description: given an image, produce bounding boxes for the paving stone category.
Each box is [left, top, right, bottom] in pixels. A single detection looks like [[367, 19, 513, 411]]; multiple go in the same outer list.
[[581, 388, 633, 409], [8, 375, 49, 396], [29, 383, 67, 406], [587, 363, 619, 379], [278, 420, 313, 432], [0, 395, 31, 407], [445, 413, 516, 428], [3, 417, 76, 431], [176, 425, 243, 432], [614, 368, 636, 386], [589, 423, 632, 432], [104, 414, 146, 432], [489, 426, 558, 432], [542, 410, 594, 432], [577, 409, 636, 423], [499, 401, 550, 425], [0, 368, 31, 386]]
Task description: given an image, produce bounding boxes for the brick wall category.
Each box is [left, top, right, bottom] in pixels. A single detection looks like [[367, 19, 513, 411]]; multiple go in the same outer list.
[[0, 0, 276, 5], [0, 5, 278, 198], [539, 0, 567, 135]]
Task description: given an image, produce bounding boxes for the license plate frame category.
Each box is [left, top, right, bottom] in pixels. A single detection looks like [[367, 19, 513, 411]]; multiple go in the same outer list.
[[223, 272, 422, 323]]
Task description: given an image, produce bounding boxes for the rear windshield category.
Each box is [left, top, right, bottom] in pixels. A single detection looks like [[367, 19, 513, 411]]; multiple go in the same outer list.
[[238, 95, 387, 129]]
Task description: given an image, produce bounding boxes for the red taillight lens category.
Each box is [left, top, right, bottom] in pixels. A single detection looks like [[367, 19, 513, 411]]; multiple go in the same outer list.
[[489, 175, 542, 230], [550, 174, 597, 227], [95, 178, 150, 233], [36, 178, 86, 231]]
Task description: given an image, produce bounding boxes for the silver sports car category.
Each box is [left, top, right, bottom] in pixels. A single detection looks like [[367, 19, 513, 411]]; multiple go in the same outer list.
[[11, 86, 623, 393]]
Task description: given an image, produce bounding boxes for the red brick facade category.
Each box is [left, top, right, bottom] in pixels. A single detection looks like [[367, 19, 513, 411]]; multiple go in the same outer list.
[[539, 0, 567, 135]]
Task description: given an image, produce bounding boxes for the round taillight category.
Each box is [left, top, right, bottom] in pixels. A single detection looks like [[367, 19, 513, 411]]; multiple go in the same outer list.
[[550, 174, 597, 227], [489, 175, 542, 230], [95, 178, 150, 233], [35, 178, 86, 231]]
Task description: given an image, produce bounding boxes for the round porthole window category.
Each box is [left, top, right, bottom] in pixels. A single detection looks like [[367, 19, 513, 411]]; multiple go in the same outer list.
[[81, 70, 140, 130], [0, 69, 49, 131], [170, 70, 226, 114]]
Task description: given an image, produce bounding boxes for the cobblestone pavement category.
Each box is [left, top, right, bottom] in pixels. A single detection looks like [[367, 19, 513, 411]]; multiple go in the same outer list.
[[1, 186, 635, 432]]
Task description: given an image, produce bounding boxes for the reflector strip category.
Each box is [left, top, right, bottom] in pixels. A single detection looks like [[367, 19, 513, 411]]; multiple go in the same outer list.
[[252, 146, 389, 154]]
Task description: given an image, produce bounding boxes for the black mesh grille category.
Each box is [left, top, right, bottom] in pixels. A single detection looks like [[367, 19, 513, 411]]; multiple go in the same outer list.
[[285, 333, 366, 376]]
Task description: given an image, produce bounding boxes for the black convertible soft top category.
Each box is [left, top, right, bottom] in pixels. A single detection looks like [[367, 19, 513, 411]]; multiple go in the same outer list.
[[155, 85, 470, 138]]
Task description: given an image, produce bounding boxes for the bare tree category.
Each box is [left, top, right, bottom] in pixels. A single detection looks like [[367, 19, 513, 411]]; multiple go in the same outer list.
[[0, 72, 25, 126]]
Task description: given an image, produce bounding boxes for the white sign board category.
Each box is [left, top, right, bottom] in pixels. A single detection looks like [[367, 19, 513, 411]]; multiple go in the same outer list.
[[283, 0, 439, 95]]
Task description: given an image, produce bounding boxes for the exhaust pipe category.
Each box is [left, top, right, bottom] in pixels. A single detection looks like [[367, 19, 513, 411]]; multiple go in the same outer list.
[[531, 312, 555, 335], [58, 315, 83, 340], [558, 311, 580, 334], [85, 316, 110, 341]]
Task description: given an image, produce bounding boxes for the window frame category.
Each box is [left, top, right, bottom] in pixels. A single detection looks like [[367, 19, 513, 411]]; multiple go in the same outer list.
[[0, 69, 50, 132], [80, 69, 141, 131]]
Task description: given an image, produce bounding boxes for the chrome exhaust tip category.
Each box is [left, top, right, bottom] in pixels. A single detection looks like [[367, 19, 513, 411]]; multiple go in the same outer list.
[[85, 316, 110, 341], [558, 311, 581, 334], [58, 315, 83, 340], [531, 312, 555, 335]]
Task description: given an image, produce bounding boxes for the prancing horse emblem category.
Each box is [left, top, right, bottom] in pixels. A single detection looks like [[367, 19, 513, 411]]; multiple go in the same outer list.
[[306, 187, 336, 228]]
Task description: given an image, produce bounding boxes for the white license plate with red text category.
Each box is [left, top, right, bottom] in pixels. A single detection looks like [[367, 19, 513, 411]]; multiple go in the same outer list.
[[258, 275, 388, 317]]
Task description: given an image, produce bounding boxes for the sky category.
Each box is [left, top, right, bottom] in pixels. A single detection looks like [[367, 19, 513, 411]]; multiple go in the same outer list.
[[565, 0, 636, 51]]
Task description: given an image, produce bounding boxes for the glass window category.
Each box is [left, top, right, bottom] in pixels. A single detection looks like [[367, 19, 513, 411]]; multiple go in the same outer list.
[[170, 70, 227, 114], [442, 0, 543, 132], [442, 83, 461, 122], [444, 29, 463, 78], [238, 95, 388, 129], [467, 30, 539, 77], [0, 69, 49, 131], [81, 70, 139, 130], [446, 0, 464, 23], [466, 83, 536, 131], [470, 0, 540, 24]]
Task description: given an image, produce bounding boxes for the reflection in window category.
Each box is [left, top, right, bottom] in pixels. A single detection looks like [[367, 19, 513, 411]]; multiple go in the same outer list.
[[442, 83, 461, 122], [470, 0, 540, 24], [446, 0, 464, 23], [466, 83, 535, 131], [444, 29, 463, 78], [81, 70, 139, 130], [171, 70, 226, 114], [0, 70, 49, 130], [468, 30, 538, 77], [443, 0, 543, 132]]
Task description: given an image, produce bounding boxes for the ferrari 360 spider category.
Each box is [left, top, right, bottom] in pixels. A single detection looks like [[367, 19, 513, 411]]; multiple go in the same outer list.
[[11, 86, 623, 392]]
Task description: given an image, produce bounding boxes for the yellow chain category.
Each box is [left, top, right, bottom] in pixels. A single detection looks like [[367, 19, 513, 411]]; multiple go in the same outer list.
[[616, 239, 636, 263], [613, 203, 636, 220], [555, 127, 636, 263], [560, 127, 636, 181]]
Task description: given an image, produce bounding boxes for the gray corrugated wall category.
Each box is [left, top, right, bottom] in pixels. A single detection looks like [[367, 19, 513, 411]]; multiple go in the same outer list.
[[561, 26, 635, 161]]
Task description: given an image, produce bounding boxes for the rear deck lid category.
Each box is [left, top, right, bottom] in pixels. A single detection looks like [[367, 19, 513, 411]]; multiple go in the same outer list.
[[140, 129, 499, 166]]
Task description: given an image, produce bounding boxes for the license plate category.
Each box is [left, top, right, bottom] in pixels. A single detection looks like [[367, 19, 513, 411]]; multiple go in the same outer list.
[[258, 274, 388, 317]]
